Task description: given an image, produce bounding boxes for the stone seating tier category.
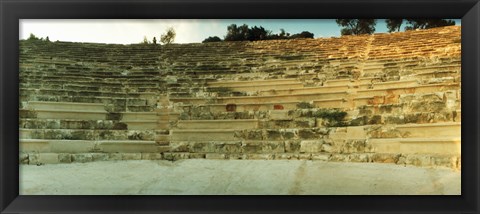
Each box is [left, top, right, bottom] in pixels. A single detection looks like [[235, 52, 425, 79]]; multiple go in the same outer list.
[[19, 26, 461, 168]]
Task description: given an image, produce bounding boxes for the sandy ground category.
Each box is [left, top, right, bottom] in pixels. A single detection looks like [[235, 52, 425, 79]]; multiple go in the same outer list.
[[19, 159, 460, 195]]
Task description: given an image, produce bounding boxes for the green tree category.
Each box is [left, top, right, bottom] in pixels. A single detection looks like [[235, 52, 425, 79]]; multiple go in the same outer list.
[[386, 19, 404, 32], [386, 19, 455, 32], [404, 19, 455, 30], [28, 33, 40, 40], [160, 27, 176, 45], [289, 31, 314, 39], [202, 36, 222, 43], [247, 26, 271, 41], [335, 19, 377, 35], [224, 24, 250, 41]]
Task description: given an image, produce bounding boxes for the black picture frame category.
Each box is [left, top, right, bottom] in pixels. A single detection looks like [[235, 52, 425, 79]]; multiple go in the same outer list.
[[1, 0, 479, 213]]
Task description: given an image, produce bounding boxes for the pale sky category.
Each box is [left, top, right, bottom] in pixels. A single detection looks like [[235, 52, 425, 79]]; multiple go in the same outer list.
[[20, 19, 461, 44]]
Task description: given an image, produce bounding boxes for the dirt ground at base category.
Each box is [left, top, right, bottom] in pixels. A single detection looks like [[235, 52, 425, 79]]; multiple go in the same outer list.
[[19, 159, 461, 195]]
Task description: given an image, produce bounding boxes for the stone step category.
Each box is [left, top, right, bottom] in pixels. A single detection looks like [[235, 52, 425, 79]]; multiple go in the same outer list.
[[121, 112, 157, 121], [167, 140, 285, 154], [312, 99, 350, 108], [353, 96, 399, 106], [20, 139, 163, 153], [121, 120, 169, 130], [20, 88, 157, 99], [371, 80, 419, 90], [208, 78, 300, 87], [22, 95, 149, 107], [20, 128, 156, 141], [26, 101, 106, 112], [412, 65, 461, 73], [257, 85, 349, 96], [171, 91, 348, 105], [177, 119, 258, 129], [369, 137, 461, 155], [395, 122, 460, 138], [19, 118, 128, 130], [177, 98, 349, 114], [208, 83, 305, 93], [323, 78, 374, 87], [170, 129, 237, 141], [356, 83, 459, 97], [28, 109, 107, 120]]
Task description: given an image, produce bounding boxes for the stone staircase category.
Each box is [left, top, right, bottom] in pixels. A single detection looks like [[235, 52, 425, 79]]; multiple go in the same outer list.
[[19, 26, 461, 168]]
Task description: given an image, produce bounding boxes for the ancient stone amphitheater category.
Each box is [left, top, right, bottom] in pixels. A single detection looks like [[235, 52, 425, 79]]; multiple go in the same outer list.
[[19, 26, 461, 168]]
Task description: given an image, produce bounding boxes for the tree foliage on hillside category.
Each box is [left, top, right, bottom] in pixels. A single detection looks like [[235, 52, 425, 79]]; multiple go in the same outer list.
[[202, 36, 222, 43], [386, 19, 404, 32], [224, 24, 250, 41], [386, 19, 456, 32], [335, 19, 377, 35], [404, 19, 455, 30], [160, 27, 176, 45], [220, 24, 314, 42]]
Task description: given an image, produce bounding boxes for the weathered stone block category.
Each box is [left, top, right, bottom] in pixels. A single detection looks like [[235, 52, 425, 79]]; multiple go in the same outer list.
[[281, 130, 296, 140], [405, 155, 432, 166], [266, 130, 282, 140], [299, 153, 312, 160], [348, 153, 372, 162], [227, 153, 246, 160], [246, 130, 263, 140], [273, 120, 292, 128], [226, 104, 237, 112], [298, 129, 317, 139], [108, 153, 123, 161], [320, 143, 333, 153], [349, 116, 367, 126], [330, 154, 348, 162], [269, 110, 291, 120], [384, 116, 405, 124], [241, 141, 285, 154], [91, 153, 108, 162], [300, 140, 323, 153], [112, 122, 128, 130], [58, 153, 72, 163], [285, 140, 301, 153], [155, 145, 171, 153], [367, 115, 382, 125], [431, 155, 458, 168], [219, 142, 243, 153], [275, 153, 299, 160], [295, 118, 316, 128], [106, 113, 122, 120], [36, 153, 60, 164], [205, 153, 226, 160], [189, 153, 206, 159], [72, 153, 93, 163], [163, 152, 190, 161], [312, 153, 330, 161], [246, 154, 274, 160], [340, 140, 370, 154], [372, 153, 400, 163], [170, 142, 190, 152], [190, 142, 213, 153], [122, 153, 142, 160], [141, 153, 163, 160]]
